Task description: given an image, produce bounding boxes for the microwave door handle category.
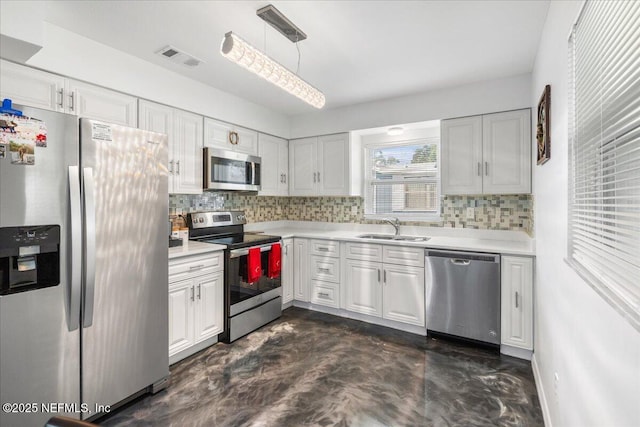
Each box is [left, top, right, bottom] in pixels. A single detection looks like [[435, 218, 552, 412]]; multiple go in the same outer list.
[[68, 166, 82, 331], [251, 162, 256, 185], [82, 167, 97, 328]]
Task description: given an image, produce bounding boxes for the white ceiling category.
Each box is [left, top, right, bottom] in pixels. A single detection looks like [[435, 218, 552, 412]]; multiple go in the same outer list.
[[42, 1, 550, 116]]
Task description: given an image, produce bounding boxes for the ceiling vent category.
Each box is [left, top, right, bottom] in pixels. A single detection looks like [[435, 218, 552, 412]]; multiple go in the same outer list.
[[257, 4, 307, 42], [155, 45, 203, 67]]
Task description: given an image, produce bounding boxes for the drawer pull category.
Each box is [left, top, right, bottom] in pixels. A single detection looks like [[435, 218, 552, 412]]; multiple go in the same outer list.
[[317, 247, 329, 252], [318, 292, 330, 298], [189, 264, 206, 270], [318, 267, 331, 273]]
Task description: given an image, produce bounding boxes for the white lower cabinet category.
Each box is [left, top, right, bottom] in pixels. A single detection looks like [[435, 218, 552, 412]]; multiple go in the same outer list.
[[343, 243, 425, 327], [344, 259, 383, 316], [293, 238, 310, 302], [501, 256, 534, 350], [281, 238, 294, 306], [168, 252, 224, 364], [382, 264, 425, 327]]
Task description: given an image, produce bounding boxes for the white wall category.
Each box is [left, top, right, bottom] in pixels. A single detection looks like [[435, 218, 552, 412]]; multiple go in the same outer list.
[[290, 73, 531, 138], [0, 1, 290, 138], [530, 2, 640, 427]]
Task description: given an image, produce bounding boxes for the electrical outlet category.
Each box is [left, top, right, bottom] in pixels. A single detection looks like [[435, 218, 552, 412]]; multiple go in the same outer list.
[[466, 207, 475, 220]]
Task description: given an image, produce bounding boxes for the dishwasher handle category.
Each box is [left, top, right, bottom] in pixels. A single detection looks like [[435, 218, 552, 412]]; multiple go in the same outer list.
[[425, 250, 500, 263]]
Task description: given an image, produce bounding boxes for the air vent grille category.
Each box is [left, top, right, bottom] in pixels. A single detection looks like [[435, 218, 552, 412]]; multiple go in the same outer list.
[[257, 4, 307, 42], [155, 45, 203, 68]]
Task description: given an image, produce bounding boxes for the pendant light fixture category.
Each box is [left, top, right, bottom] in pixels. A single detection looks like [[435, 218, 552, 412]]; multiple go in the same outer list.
[[220, 5, 325, 109]]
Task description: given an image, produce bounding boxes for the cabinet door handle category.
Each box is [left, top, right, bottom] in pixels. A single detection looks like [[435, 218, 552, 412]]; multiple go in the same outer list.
[[176, 160, 180, 175], [190, 286, 195, 301], [317, 171, 320, 182], [169, 160, 174, 174], [284, 173, 287, 184], [285, 245, 288, 255], [69, 92, 75, 112], [485, 161, 489, 176], [477, 162, 481, 176], [377, 269, 381, 282], [515, 291, 519, 308], [313, 172, 316, 183], [197, 284, 202, 300], [383, 270, 386, 284], [57, 89, 64, 108]]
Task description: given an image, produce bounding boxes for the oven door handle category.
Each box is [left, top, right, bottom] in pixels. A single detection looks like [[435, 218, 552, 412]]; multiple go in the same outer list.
[[229, 243, 279, 259]]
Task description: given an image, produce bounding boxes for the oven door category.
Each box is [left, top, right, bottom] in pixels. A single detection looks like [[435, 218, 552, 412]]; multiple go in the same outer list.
[[204, 147, 261, 191], [227, 243, 282, 316]]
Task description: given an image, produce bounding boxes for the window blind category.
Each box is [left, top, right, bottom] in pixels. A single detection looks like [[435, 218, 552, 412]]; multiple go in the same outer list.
[[365, 140, 440, 218], [568, 0, 640, 326]]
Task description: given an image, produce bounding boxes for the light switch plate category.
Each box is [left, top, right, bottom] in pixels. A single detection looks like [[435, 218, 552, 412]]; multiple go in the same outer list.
[[466, 207, 475, 220]]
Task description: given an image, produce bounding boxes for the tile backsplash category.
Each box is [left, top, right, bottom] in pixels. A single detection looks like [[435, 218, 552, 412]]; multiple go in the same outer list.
[[170, 193, 533, 235]]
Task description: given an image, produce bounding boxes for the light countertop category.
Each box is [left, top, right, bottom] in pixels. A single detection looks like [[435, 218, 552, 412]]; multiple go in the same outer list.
[[169, 240, 225, 260], [247, 222, 535, 257]]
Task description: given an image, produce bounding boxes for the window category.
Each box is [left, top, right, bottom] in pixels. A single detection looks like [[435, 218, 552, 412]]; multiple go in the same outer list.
[[364, 138, 440, 220], [568, 0, 640, 327]]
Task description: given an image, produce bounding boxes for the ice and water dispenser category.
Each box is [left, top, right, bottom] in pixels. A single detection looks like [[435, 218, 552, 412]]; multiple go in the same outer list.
[[0, 225, 60, 295]]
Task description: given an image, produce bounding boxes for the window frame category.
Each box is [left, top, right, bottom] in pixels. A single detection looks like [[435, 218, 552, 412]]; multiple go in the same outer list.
[[566, 0, 640, 330], [363, 137, 441, 221]]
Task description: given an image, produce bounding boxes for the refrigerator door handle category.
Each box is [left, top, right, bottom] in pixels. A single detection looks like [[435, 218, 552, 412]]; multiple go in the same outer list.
[[68, 166, 82, 331], [82, 167, 97, 328]]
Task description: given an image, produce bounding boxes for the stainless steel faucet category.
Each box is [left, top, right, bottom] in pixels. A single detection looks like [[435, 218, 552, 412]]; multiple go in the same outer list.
[[383, 217, 400, 236]]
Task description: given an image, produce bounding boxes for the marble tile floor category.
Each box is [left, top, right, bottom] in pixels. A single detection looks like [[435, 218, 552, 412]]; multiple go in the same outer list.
[[101, 307, 543, 427]]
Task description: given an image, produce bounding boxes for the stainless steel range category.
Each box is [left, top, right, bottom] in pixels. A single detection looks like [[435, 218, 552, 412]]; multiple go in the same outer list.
[[187, 211, 282, 342]]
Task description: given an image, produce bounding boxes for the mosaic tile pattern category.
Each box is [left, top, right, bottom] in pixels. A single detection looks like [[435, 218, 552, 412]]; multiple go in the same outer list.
[[170, 193, 533, 234]]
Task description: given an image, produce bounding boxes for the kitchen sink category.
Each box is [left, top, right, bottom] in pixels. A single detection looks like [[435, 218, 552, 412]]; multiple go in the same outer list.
[[357, 234, 430, 242]]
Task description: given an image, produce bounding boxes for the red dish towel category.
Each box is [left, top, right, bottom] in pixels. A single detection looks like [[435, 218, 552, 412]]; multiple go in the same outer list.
[[247, 247, 262, 283], [268, 243, 282, 279]]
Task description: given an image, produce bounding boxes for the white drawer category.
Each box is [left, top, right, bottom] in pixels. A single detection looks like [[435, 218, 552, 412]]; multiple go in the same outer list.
[[310, 239, 340, 258], [169, 252, 223, 282], [310, 280, 339, 308], [310, 255, 340, 283], [345, 242, 383, 262], [383, 246, 424, 267]]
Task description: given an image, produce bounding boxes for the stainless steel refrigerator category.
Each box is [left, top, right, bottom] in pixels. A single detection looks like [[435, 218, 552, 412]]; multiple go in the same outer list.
[[0, 105, 169, 427]]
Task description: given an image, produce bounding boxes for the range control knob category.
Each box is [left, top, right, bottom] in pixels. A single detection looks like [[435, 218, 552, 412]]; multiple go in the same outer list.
[[237, 215, 245, 221], [198, 217, 205, 223]]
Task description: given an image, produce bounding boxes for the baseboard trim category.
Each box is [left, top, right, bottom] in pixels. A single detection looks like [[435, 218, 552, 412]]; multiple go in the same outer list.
[[169, 336, 218, 365], [292, 300, 427, 336], [532, 353, 552, 427], [500, 345, 533, 360]]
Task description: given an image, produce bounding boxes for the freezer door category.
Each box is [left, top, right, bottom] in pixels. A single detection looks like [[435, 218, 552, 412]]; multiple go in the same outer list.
[[0, 106, 81, 427], [79, 119, 169, 415]]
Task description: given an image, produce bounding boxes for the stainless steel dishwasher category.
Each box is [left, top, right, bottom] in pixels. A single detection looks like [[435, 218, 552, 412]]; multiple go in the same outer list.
[[425, 250, 501, 345]]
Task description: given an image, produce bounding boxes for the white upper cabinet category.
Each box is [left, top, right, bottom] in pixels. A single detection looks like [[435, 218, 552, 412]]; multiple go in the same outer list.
[[482, 110, 531, 194], [441, 116, 483, 195], [441, 109, 531, 195], [289, 137, 316, 196], [204, 118, 258, 156], [139, 100, 203, 194], [258, 133, 289, 196], [66, 79, 137, 127], [289, 133, 350, 196], [0, 59, 65, 112], [0, 60, 137, 126], [173, 109, 203, 194]]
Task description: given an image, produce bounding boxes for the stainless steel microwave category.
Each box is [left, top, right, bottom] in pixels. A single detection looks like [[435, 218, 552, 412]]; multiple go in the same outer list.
[[203, 147, 261, 191]]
